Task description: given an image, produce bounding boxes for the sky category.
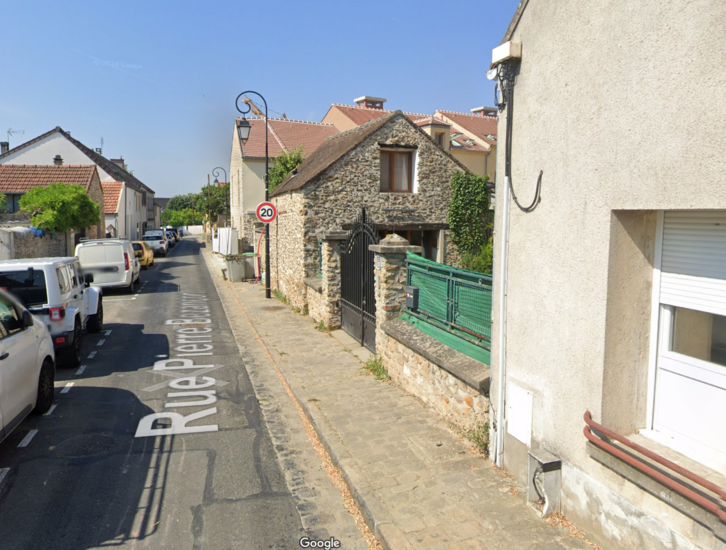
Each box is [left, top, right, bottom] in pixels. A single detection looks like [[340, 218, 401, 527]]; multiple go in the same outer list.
[[1, 0, 520, 198]]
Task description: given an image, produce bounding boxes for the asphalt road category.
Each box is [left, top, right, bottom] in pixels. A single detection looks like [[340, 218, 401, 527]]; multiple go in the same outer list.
[[0, 238, 306, 549]]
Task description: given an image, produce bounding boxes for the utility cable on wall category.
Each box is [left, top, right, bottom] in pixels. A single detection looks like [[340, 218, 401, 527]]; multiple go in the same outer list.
[[496, 60, 543, 213]]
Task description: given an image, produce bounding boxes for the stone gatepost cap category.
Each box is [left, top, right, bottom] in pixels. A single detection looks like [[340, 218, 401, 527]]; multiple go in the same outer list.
[[369, 233, 423, 254]]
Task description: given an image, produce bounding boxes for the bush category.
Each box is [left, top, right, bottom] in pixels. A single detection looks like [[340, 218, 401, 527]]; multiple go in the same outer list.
[[19, 183, 99, 233], [461, 236, 493, 274]]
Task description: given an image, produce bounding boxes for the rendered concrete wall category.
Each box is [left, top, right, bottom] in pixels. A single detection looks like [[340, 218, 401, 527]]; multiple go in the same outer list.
[[489, 0, 726, 548]]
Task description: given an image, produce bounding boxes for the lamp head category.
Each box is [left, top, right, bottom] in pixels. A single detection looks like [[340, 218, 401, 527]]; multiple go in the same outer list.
[[237, 118, 251, 144]]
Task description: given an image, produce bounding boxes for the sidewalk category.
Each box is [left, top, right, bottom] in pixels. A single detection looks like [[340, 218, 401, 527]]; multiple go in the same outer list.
[[203, 247, 595, 550]]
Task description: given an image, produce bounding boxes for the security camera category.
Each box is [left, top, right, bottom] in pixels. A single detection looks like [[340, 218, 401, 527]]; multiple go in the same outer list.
[[486, 67, 499, 81]]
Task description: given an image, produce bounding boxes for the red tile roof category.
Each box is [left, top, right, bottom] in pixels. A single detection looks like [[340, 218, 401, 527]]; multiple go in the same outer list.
[[329, 104, 432, 127], [435, 110, 498, 148], [237, 118, 339, 158], [101, 181, 122, 214], [0, 165, 97, 194], [415, 116, 450, 128]]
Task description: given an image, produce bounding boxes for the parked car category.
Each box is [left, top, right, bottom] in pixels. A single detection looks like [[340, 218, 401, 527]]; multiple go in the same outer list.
[[0, 257, 102, 367], [166, 227, 180, 242], [132, 241, 154, 269], [142, 234, 169, 257], [165, 231, 176, 248], [75, 239, 141, 294], [0, 289, 55, 442]]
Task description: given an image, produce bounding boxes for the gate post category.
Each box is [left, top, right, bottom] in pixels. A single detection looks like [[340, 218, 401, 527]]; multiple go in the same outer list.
[[369, 234, 422, 348], [319, 230, 347, 329]]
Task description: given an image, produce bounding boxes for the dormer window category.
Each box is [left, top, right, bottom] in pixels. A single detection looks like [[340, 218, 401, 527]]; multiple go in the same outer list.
[[380, 150, 413, 193]]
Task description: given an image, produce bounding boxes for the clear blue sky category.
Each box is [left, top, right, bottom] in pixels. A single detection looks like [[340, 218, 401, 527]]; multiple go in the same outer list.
[[1, 0, 520, 198]]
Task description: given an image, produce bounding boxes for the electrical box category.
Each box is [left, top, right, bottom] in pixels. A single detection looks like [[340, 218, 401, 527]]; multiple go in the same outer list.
[[492, 41, 522, 66], [406, 286, 419, 310], [527, 448, 561, 517]]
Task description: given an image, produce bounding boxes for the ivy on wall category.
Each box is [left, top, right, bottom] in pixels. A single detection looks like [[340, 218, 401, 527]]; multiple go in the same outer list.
[[447, 172, 493, 274]]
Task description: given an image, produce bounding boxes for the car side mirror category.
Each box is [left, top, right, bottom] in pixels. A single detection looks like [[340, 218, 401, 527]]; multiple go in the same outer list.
[[22, 310, 33, 328], [84, 273, 94, 284]]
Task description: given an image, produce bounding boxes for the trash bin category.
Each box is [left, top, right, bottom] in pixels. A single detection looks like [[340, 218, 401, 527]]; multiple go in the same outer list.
[[243, 252, 257, 281], [226, 253, 257, 282]]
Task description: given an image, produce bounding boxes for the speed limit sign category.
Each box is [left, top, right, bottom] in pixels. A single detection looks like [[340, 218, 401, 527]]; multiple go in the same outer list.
[[256, 202, 277, 224]]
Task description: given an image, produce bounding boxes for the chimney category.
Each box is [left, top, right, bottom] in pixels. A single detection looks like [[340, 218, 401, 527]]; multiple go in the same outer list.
[[354, 95, 386, 110], [0, 142, 8, 155], [111, 157, 125, 169], [53, 154, 63, 166], [471, 106, 497, 117]]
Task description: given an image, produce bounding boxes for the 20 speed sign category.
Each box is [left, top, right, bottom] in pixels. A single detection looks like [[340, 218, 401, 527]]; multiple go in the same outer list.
[[256, 202, 277, 223]]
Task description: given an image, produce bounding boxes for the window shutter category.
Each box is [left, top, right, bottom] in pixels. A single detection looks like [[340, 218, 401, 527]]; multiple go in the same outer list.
[[660, 211, 726, 316]]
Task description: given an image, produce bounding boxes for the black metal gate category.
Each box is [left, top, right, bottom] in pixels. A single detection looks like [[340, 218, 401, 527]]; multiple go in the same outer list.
[[341, 209, 379, 352]]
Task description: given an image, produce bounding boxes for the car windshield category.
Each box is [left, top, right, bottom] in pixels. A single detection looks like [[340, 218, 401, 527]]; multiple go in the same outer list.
[[132, 243, 143, 251], [0, 269, 48, 307]]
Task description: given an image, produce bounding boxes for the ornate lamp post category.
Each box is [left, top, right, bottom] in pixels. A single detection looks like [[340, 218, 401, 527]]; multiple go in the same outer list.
[[212, 167, 227, 185], [235, 91, 271, 299]]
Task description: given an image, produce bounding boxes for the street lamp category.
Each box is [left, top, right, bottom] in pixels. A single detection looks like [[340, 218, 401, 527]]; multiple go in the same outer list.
[[212, 167, 227, 186], [235, 91, 271, 299]]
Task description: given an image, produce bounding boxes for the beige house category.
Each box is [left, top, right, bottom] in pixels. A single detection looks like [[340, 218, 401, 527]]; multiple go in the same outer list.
[[323, 97, 496, 182], [228, 117, 338, 246], [489, 1, 726, 549]]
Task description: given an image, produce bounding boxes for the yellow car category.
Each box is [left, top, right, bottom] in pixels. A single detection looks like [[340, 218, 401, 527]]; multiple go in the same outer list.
[[132, 241, 155, 269]]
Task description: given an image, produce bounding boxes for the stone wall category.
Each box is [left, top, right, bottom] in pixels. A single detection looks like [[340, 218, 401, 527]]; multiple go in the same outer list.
[[86, 171, 105, 239], [229, 126, 244, 238], [378, 321, 489, 432], [0, 227, 70, 260], [269, 192, 308, 310], [306, 280, 325, 325], [307, 233, 345, 330]]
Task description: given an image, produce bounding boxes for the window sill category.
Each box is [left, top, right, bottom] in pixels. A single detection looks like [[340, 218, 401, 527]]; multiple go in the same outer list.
[[304, 277, 322, 293], [587, 431, 726, 540]]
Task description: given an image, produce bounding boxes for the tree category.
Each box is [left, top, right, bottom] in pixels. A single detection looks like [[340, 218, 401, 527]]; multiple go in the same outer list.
[[0, 193, 7, 214], [447, 172, 493, 273], [167, 193, 197, 211], [162, 208, 198, 227], [19, 183, 100, 233], [194, 184, 230, 221], [268, 146, 305, 193]]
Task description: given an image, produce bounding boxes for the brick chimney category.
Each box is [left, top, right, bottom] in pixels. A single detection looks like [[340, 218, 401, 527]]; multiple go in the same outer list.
[[0, 142, 8, 154], [53, 154, 63, 165], [471, 106, 497, 117], [111, 157, 125, 169], [354, 96, 386, 109]]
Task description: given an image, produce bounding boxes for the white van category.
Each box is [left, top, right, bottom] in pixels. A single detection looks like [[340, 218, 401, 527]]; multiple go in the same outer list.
[[75, 239, 140, 293]]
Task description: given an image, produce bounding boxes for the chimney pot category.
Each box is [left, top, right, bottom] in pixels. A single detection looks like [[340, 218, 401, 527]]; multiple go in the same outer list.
[[111, 157, 126, 169], [0, 142, 8, 155], [354, 95, 387, 110], [53, 154, 63, 166]]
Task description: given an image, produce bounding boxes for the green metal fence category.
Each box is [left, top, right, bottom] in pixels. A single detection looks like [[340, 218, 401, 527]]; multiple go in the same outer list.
[[405, 252, 492, 349]]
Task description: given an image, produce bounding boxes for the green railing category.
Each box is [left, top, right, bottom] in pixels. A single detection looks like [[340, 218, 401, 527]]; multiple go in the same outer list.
[[405, 252, 492, 349]]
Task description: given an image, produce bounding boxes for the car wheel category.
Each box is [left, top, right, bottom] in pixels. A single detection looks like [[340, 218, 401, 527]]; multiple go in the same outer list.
[[33, 359, 55, 414], [125, 280, 134, 294], [61, 320, 82, 368], [87, 300, 103, 333]]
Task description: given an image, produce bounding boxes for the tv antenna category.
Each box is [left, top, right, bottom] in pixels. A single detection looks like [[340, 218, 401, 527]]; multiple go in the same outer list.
[[6, 128, 24, 145]]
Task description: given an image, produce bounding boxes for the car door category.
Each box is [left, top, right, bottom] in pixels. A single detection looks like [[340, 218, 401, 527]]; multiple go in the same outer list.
[[0, 294, 36, 429], [65, 263, 85, 325]]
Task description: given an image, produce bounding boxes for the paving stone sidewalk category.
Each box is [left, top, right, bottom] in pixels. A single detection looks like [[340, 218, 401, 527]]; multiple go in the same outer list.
[[204, 248, 594, 550]]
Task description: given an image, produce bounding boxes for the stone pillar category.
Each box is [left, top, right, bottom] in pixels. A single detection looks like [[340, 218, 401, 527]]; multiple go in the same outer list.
[[369, 234, 422, 347], [320, 230, 347, 329]]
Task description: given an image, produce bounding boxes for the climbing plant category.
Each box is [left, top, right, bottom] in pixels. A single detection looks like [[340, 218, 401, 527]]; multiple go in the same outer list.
[[447, 172, 492, 272], [268, 146, 305, 193]]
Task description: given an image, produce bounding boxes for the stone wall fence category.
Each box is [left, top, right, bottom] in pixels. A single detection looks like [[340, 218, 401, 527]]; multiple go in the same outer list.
[[306, 230, 346, 329], [370, 234, 490, 433]]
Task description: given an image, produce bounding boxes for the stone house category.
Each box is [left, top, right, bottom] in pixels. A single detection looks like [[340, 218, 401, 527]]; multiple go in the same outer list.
[[0, 164, 105, 239], [269, 110, 468, 313], [228, 117, 338, 246], [488, 1, 726, 549], [0, 126, 157, 239], [322, 96, 496, 183]]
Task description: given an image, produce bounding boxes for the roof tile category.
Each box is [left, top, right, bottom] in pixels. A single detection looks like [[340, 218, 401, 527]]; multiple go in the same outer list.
[[0, 165, 97, 194], [101, 181, 122, 214], [237, 118, 339, 158]]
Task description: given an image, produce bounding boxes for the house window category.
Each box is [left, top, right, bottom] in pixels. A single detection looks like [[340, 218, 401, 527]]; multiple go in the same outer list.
[[435, 133, 444, 147], [380, 151, 413, 193]]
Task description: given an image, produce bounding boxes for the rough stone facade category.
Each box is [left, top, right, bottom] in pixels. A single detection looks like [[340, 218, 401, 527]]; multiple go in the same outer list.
[[270, 114, 466, 315], [0, 227, 70, 260], [306, 233, 344, 329], [85, 170, 105, 239]]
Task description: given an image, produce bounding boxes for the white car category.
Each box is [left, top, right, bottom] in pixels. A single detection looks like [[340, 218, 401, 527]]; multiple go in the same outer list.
[[0, 288, 55, 443], [75, 239, 141, 294], [0, 258, 102, 367], [142, 234, 169, 257]]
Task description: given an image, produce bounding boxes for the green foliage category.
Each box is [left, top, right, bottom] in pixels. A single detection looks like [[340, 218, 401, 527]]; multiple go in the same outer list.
[[19, 183, 100, 233], [167, 193, 197, 211], [161, 208, 198, 227], [268, 146, 305, 193], [0, 193, 7, 214], [467, 421, 490, 456], [461, 236, 493, 274], [315, 319, 328, 332], [272, 289, 288, 304], [363, 355, 390, 381], [447, 172, 492, 259], [194, 184, 231, 221]]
